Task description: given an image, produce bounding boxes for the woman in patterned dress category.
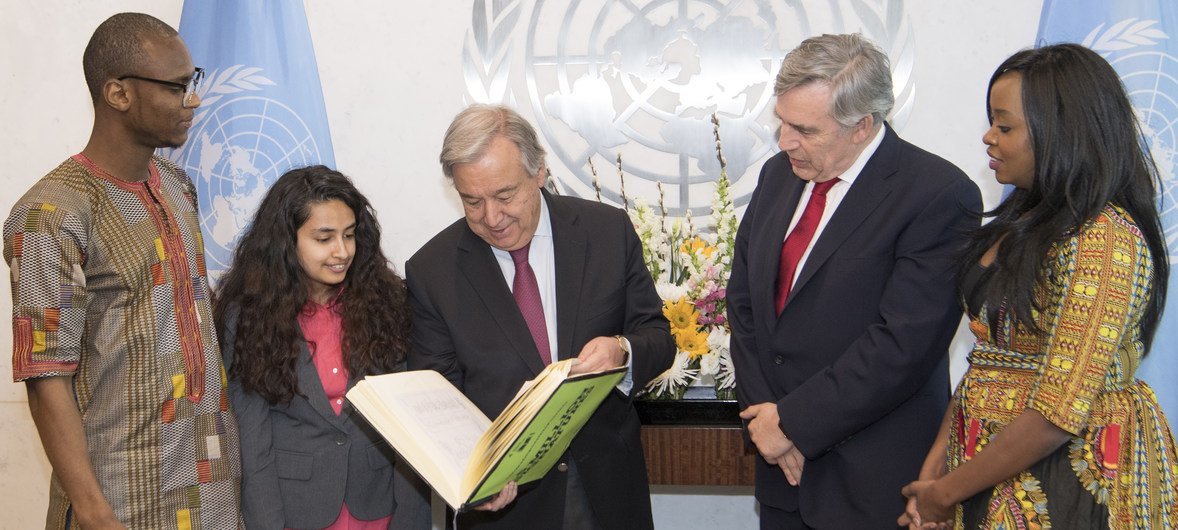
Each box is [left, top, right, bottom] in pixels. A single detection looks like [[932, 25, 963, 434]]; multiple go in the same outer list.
[[216, 166, 424, 529], [899, 44, 1178, 529]]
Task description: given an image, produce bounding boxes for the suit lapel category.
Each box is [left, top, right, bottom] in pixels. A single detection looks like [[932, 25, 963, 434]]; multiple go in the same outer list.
[[752, 170, 806, 322], [295, 341, 347, 427], [456, 226, 547, 376], [784, 126, 900, 308], [548, 194, 585, 361]]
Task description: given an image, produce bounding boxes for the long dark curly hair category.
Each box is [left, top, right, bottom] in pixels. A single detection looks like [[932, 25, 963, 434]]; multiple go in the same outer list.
[[961, 44, 1168, 352], [215, 165, 411, 404]]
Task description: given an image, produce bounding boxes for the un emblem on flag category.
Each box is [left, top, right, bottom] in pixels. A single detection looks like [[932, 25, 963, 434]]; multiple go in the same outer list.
[[1081, 20, 1178, 264], [1117, 51, 1178, 264], [465, 0, 914, 217], [165, 66, 330, 278]]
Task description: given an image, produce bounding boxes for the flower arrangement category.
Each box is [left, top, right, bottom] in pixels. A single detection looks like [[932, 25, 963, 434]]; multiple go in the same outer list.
[[595, 114, 738, 400]]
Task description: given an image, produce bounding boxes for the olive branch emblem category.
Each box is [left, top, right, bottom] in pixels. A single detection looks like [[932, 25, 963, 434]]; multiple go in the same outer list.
[[464, 0, 525, 104], [191, 65, 276, 129], [1082, 18, 1168, 52]]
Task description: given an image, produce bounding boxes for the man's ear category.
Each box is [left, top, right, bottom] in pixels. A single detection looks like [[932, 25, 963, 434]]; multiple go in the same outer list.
[[850, 114, 876, 144], [102, 79, 131, 112], [534, 164, 548, 188]]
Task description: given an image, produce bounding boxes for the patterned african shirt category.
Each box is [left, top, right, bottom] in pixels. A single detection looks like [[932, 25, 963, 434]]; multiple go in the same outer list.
[[951, 205, 1178, 529], [4, 155, 243, 529]]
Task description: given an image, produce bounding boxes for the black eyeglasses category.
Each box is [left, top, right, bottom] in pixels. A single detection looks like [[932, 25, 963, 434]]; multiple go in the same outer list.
[[118, 67, 205, 107]]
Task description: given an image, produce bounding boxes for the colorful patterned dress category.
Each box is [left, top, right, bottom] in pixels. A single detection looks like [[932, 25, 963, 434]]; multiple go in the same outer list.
[[4, 155, 243, 529], [951, 205, 1178, 529]]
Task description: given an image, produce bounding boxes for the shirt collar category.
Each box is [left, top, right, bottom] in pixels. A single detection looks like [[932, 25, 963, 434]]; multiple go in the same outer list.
[[301, 287, 345, 316], [831, 123, 886, 186], [534, 192, 553, 240]]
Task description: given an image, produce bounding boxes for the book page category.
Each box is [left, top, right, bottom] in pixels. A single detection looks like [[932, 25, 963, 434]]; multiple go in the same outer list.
[[394, 389, 489, 474], [347, 371, 491, 509]]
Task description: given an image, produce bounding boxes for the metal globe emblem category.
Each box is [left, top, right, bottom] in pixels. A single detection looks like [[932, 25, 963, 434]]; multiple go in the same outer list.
[[466, 0, 914, 218]]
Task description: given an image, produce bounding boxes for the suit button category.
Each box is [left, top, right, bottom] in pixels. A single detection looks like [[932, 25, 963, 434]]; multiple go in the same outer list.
[[557, 462, 569, 472], [774, 355, 784, 365], [335, 435, 346, 446]]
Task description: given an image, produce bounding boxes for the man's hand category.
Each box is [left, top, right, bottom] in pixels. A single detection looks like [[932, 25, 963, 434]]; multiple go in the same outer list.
[[26, 377, 126, 529], [570, 336, 626, 375], [76, 511, 127, 530], [775, 446, 805, 487], [474, 481, 518, 512], [740, 402, 804, 486]]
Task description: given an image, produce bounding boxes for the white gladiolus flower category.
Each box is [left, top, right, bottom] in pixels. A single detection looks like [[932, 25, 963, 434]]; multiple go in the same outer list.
[[656, 282, 690, 303], [698, 352, 720, 376], [715, 349, 736, 390], [707, 327, 730, 353]]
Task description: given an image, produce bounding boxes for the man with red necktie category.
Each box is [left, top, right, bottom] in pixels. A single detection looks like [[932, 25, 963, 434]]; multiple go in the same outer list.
[[406, 104, 674, 530], [728, 33, 981, 529]]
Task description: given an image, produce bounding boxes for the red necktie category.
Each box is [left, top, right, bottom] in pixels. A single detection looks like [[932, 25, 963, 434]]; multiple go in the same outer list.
[[775, 178, 839, 315], [510, 243, 552, 365]]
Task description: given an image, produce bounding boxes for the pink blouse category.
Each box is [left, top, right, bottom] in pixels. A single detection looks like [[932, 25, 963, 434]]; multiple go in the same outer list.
[[294, 297, 392, 530]]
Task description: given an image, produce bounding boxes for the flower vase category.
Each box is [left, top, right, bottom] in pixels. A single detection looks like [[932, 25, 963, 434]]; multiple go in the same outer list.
[[713, 384, 736, 401]]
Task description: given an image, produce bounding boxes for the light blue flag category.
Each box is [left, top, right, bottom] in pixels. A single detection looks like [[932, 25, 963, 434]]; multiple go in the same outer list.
[[1038, 1, 1178, 422], [162, 2, 336, 279]]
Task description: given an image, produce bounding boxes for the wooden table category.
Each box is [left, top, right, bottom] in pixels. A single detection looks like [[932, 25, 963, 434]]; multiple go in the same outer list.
[[636, 400, 757, 486]]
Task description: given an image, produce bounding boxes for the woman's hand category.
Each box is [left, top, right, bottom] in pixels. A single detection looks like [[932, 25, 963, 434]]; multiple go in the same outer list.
[[898, 479, 953, 529]]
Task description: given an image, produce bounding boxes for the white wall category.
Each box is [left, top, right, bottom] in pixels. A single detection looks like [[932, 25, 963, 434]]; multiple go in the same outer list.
[[0, 1, 1042, 527]]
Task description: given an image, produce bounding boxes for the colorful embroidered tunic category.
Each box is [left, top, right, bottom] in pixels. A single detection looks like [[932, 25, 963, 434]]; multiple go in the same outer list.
[[4, 155, 243, 529], [951, 205, 1178, 529]]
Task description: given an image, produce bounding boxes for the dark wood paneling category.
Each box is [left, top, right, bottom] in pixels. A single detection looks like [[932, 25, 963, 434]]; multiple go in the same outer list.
[[641, 426, 756, 486]]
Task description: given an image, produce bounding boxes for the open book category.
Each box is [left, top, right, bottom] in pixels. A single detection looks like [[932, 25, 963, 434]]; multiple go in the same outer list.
[[346, 359, 626, 511]]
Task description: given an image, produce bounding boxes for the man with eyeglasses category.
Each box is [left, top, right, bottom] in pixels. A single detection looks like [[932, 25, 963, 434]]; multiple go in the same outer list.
[[3, 13, 242, 529]]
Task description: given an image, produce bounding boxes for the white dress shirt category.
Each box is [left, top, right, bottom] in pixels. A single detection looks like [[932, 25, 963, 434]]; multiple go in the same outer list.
[[492, 198, 558, 359], [491, 196, 635, 393], [782, 125, 887, 290]]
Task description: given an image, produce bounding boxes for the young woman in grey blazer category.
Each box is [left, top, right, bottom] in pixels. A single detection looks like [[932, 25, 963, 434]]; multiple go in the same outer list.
[[216, 165, 426, 529]]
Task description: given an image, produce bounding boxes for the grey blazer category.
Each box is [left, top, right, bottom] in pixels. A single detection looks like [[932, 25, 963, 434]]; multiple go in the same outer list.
[[222, 308, 431, 530]]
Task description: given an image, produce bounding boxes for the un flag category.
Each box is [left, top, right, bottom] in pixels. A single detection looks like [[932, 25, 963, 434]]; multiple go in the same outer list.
[[162, 2, 336, 280], [1038, 0, 1178, 428]]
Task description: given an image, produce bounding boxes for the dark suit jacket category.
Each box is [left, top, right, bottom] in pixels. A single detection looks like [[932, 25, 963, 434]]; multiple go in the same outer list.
[[223, 309, 430, 530], [405, 191, 674, 530], [727, 126, 981, 528]]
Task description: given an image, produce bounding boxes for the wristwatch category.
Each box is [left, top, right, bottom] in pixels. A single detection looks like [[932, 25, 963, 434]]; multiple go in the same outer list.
[[614, 335, 631, 365]]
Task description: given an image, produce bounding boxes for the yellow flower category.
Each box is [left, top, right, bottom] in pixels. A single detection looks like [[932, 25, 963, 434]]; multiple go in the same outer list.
[[680, 236, 717, 259], [674, 327, 710, 358], [663, 298, 700, 331]]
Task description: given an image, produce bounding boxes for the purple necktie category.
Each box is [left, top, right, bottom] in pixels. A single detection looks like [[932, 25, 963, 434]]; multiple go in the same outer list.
[[510, 243, 552, 365]]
